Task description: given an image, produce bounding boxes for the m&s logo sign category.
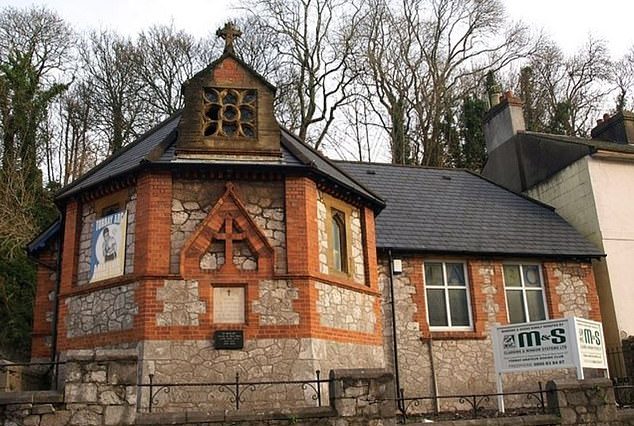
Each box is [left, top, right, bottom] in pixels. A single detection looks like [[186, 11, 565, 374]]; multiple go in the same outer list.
[[504, 328, 567, 349]]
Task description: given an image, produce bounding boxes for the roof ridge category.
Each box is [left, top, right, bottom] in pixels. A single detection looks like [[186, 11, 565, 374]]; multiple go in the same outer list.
[[55, 111, 182, 200], [334, 160, 470, 172]]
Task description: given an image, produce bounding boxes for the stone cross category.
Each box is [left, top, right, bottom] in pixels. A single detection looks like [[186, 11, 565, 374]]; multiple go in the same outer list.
[[214, 216, 245, 271], [216, 22, 242, 54]]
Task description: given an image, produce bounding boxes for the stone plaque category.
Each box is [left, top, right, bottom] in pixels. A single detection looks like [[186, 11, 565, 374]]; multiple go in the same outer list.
[[213, 330, 244, 350], [213, 286, 245, 323]]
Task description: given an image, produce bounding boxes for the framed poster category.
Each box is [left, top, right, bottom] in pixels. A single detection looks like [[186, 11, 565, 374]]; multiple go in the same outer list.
[[89, 210, 128, 283]]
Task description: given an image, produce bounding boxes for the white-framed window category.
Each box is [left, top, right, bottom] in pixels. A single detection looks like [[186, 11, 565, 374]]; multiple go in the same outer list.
[[423, 261, 473, 330], [503, 263, 548, 324]]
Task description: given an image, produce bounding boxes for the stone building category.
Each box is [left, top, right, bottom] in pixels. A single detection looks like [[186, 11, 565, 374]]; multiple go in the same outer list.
[[482, 92, 634, 375], [27, 26, 604, 412]]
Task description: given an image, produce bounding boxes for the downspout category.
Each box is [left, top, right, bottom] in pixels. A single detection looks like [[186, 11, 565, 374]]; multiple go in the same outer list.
[[426, 337, 440, 414], [50, 213, 64, 389], [387, 249, 402, 409]]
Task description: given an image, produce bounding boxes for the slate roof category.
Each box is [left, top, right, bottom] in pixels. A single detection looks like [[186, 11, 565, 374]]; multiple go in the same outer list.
[[50, 111, 602, 259], [337, 161, 603, 258], [27, 220, 60, 255], [521, 131, 634, 154], [55, 113, 383, 207]]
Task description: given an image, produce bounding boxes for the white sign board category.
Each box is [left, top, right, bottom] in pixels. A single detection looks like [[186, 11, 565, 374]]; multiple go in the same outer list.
[[491, 317, 607, 376], [574, 317, 608, 369], [491, 318, 575, 373], [213, 287, 245, 323]]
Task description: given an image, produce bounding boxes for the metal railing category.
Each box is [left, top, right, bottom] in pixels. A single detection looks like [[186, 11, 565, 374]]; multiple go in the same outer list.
[[138, 370, 329, 413], [389, 383, 546, 421]]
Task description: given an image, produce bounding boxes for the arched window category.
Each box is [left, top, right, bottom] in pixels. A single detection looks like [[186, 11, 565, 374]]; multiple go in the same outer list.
[[331, 211, 347, 273]]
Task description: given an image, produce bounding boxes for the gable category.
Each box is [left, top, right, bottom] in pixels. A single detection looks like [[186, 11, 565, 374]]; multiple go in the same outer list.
[[176, 54, 281, 158], [180, 183, 274, 277]]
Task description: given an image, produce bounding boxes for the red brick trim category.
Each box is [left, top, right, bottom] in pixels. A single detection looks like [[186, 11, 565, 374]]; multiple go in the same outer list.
[[135, 171, 172, 276], [179, 182, 274, 277]]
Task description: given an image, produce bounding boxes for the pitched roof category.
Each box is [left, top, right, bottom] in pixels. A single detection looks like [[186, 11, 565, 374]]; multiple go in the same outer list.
[[482, 130, 634, 193], [55, 113, 383, 208], [56, 112, 180, 199], [337, 161, 603, 258], [27, 219, 60, 255], [522, 131, 634, 154]]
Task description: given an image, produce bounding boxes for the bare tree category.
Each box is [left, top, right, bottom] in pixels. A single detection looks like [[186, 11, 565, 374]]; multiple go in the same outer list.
[[521, 37, 612, 136], [135, 23, 206, 117], [0, 169, 38, 256], [81, 30, 144, 153], [44, 82, 99, 185], [359, 0, 534, 165], [611, 47, 634, 113], [244, 0, 365, 149]]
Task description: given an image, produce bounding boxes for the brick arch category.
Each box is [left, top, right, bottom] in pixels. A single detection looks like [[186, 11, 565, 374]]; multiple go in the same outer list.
[[180, 183, 274, 277]]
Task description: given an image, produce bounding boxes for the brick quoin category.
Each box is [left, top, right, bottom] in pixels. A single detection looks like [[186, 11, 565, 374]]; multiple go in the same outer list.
[[135, 171, 172, 276], [30, 246, 57, 359]]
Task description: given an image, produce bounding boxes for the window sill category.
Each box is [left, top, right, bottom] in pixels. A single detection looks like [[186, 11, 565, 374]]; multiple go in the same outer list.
[[315, 272, 379, 296]]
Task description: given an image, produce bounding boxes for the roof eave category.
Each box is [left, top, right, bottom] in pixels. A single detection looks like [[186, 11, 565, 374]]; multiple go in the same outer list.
[[376, 245, 605, 260]]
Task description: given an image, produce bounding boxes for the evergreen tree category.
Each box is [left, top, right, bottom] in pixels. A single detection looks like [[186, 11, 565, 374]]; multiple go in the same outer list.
[[459, 96, 488, 171]]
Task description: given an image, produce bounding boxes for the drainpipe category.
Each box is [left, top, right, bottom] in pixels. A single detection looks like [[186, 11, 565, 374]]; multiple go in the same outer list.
[[50, 213, 64, 389], [426, 337, 440, 414], [387, 249, 402, 408]]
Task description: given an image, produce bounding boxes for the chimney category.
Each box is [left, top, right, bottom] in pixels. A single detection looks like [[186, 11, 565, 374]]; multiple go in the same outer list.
[[483, 90, 526, 154], [590, 111, 634, 144]]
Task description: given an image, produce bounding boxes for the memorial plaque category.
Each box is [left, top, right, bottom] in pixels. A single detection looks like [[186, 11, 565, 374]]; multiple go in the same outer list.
[[213, 286, 245, 323], [213, 330, 244, 350]]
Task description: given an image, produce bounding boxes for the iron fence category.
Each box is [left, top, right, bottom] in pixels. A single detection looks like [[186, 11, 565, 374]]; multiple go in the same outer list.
[[387, 383, 546, 421], [137, 370, 329, 413]]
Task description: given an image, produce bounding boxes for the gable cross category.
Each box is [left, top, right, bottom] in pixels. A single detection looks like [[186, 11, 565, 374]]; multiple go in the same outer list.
[[214, 215, 246, 271], [216, 22, 242, 54]]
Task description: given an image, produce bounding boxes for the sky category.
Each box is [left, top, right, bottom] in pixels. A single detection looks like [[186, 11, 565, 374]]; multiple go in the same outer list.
[[3, 0, 634, 58]]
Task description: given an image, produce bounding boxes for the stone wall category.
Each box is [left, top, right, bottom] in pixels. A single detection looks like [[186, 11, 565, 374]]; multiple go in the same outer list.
[[156, 280, 207, 327], [139, 338, 384, 412], [546, 378, 634, 425], [77, 190, 136, 286], [550, 263, 593, 319], [252, 280, 299, 326], [65, 283, 139, 338], [315, 281, 376, 334], [171, 180, 286, 274], [378, 255, 592, 410], [0, 349, 137, 426]]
